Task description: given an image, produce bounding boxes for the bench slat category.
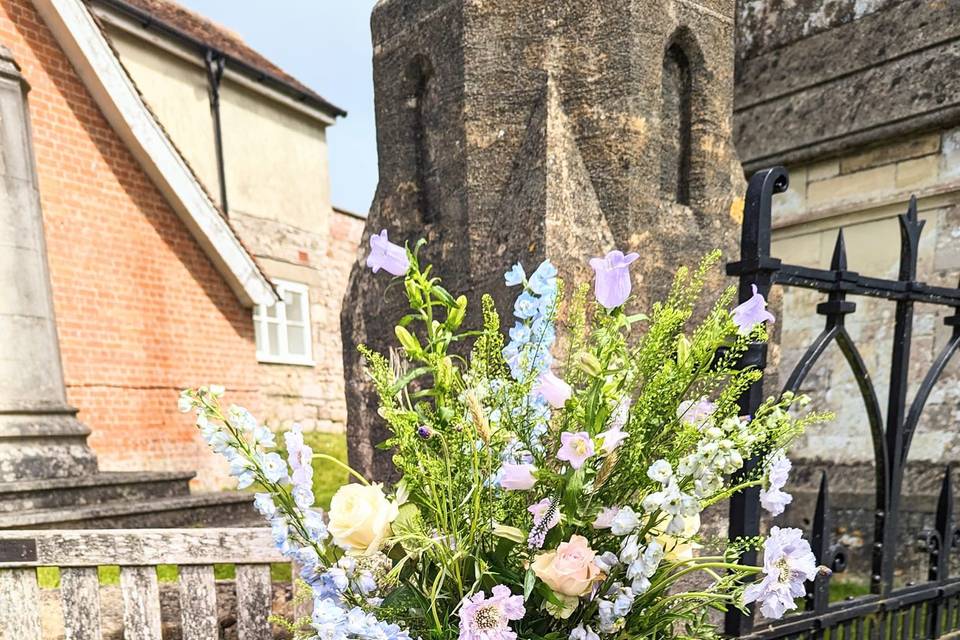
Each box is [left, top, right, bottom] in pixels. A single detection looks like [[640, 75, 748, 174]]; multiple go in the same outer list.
[[0, 568, 41, 640], [62, 567, 103, 640], [0, 529, 282, 567], [120, 566, 162, 640], [178, 564, 218, 640], [236, 563, 273, 640]]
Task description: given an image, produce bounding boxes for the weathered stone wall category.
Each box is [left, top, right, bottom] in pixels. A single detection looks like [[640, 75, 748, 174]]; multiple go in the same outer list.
[[735, 1, 960, 172], [733, 1, 960, 584], [770, 129, 960, 478], [344, 0, 746, 480], [757, 129, 960, 580]]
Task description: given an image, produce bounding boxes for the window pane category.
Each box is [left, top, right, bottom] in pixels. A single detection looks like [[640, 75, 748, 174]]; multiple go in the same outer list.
[[286, 291, 304, 322], [254, 320, 265, 352], [266, 302, 279, 319], [287, 325, 307, 357], [267, 323, 280, 356], [253, 304, 264, 321]]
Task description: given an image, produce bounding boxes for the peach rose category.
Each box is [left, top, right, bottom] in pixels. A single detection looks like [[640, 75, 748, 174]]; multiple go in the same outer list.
[[532, 534, 601, 597]]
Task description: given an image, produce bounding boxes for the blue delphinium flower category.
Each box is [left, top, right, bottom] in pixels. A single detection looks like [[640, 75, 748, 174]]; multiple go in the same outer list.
[[504, 263, 526, 287], [258, 451, 288, 483], [502, 259, 558, 383]]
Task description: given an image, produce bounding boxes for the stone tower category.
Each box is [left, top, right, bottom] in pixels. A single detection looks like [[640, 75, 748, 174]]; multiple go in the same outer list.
[[343, 0, 745, 480]]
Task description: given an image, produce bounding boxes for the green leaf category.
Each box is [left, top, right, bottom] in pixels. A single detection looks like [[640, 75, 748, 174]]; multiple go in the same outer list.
[[432, 286, 456, 307], [388, 366, 432, 396], [523, 568, 537, 600]]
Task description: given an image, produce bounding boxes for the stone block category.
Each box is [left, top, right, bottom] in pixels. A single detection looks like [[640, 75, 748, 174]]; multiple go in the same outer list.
[[841, 133, 941, 175], [894, 155, 940, 191], [941, 128, 960, 181], [807, 159, 840, 182], [806, 164, 896, 209], [736, 4, 960, 170]]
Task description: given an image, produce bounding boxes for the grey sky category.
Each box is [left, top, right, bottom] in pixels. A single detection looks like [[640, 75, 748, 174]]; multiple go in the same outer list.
[[182, 0, 378, 215]]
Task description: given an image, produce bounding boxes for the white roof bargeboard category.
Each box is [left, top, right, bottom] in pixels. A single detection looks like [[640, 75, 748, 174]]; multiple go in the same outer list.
[[32, 0, 277, 307]]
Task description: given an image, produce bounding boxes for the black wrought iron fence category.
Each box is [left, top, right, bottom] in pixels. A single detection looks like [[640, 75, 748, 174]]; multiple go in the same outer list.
[[726, 167, 960, 639]]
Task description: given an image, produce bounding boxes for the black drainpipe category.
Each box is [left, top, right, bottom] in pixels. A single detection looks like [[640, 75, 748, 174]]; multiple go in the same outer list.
[[204, 49, 228, 215]]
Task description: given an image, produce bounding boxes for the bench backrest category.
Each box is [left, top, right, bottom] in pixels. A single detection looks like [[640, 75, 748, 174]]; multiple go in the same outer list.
[[0, 528, 286, 640]]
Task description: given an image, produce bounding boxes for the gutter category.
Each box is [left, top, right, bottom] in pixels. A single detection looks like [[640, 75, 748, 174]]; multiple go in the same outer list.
[[91, 0, 347, 120]]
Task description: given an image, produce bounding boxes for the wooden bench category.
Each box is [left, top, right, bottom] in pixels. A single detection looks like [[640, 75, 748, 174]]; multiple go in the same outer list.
[[0, 528, 287, 640]]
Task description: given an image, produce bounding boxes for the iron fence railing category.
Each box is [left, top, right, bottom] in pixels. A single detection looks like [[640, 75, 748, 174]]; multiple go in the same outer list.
[[726, 168, 960, 639]]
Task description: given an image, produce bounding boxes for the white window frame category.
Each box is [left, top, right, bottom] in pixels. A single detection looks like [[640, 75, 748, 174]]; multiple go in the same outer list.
[[253, 279, 314, 366]]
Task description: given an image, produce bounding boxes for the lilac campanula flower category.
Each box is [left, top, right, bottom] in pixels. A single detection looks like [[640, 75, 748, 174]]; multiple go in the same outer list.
[[499, 463, 537, 490], [743, 526, 817, 619], [594, 551, 620, 573], [732, 284, 775, 335], [458, 585, 525, 640], [534, 369, 572, 408], [599, 422, 629, 455], [557, 431, 595, 469], [504, 263, 526, 287], [589, 250, 640, 310], [366, 229, 410, 276]]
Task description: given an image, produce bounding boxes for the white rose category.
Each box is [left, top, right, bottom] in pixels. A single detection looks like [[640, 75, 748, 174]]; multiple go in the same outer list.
[[327, 483, 398, 554]]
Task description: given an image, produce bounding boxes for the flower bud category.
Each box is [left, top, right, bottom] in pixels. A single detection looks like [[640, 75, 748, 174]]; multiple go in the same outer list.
[[575, 352, 603, 377], [676, 335, 691, 366], [395, 326, 422, 355], [446, 295, 467, 330]]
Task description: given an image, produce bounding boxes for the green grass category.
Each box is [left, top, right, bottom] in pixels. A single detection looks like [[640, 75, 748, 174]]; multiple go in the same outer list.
[[829, 576, 871, 602], [35, 432, 347, 589], [37, 563, 289, 589]]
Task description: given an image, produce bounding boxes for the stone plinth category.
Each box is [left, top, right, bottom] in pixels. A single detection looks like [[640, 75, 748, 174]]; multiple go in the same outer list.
[[0, 46, 98, 482], [343, 0, 745, 481]]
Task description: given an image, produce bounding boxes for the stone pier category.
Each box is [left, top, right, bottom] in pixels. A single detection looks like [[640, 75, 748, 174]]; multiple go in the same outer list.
[[342, 0, 747, 481], [0, 46, 99, 482]]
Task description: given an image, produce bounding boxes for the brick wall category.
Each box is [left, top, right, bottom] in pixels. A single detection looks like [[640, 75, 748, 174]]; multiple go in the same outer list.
[[0, 0, 261, 489]]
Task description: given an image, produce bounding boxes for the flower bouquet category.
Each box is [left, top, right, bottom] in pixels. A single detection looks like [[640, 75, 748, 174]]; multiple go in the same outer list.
[[179, 231, 830, 640]]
